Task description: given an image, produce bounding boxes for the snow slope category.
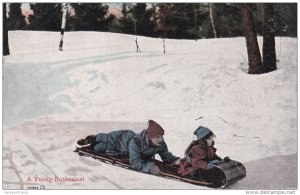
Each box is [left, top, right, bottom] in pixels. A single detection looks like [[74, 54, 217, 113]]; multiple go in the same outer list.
[[2, 31, 298, 190]]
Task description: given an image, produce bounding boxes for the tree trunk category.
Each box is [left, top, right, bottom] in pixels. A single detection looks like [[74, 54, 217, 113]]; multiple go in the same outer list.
[[241, 4, 263, 74], [3, 3, 10, 56], [209, 3, 217, 38], [262, 3, 277, 72], [59, 3, 68, 51], [194, 5, 198, 41]]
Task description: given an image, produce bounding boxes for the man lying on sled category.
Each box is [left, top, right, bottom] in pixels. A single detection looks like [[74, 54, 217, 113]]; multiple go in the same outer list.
[[77, 120, 180, 175]]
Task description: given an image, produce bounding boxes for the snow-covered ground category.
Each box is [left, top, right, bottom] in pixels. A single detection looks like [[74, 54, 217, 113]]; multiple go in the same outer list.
[[2, 31, 297, 190]]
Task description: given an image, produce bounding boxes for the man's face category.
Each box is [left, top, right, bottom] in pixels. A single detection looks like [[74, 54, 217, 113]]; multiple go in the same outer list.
[[150, 135, 164, 146]]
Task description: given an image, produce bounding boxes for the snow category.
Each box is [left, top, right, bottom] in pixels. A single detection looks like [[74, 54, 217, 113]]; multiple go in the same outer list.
[[2, 31, 298, 191]]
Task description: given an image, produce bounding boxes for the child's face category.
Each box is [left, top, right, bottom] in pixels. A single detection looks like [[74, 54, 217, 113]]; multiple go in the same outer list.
[[151, 135, 164, 146], [206, 135, 215, 147]]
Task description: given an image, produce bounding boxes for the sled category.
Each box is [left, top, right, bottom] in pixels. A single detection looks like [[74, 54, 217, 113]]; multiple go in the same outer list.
[[74, 146, 246, 188], [213, 158, 247, 187]]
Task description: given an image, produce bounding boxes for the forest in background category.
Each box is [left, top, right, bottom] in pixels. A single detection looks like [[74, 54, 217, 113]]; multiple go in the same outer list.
[[5, 3, 297, 39]]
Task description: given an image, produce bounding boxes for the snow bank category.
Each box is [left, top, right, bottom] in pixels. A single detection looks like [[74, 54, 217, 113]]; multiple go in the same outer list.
[[2, 31, 297, 190]]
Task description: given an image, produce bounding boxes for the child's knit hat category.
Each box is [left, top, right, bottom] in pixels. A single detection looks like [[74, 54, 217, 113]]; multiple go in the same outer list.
[[194, 126, 212, 140], [147, 120, 164, 139]]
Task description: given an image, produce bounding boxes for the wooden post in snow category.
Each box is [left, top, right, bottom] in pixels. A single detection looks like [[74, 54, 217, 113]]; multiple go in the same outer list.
[[59, 3, 68, 51]]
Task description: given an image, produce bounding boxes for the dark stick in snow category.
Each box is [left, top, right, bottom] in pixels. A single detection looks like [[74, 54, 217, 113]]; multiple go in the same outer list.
[[217, 116, 228, 124], [237, 51, 248, 63], [233, 132, 260, 139], [134, 20, 141, 53], [195, 116, 203, 120]]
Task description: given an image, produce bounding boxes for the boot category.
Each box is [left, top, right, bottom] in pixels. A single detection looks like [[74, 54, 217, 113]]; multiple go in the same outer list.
[[77, 135, 96, 146]]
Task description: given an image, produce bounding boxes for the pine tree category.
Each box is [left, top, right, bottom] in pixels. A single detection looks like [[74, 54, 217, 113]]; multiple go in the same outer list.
[[155, 3, 206, 39], [133, 3, 146, 35], [194, 4, 211, 38], [131, 3, 156, 37], [119, 3, 136, 35], [28, 3, 62, 31], [114, 3, 297, 39], [213, 3, 244, 38], [70, 3, 110, 31], [175, 3, 202, 39], [7, 3, 26, 30], [273, 3, 297, 37]]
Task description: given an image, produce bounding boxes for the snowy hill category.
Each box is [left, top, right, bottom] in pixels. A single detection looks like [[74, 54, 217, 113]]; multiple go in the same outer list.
[[2, 31, 297, 190]]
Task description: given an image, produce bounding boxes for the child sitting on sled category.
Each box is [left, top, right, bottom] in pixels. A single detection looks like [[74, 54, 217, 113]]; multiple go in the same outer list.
[[178, 126, 230, 178]]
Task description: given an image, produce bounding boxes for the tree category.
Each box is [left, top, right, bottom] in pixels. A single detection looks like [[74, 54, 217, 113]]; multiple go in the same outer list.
[[118, 3, 135, 34], [133, 3, 147, 36], [213, 3, 244, 38], [132, 3, 156, 37], [3, 3, 10, 56], [110, 3, 297, 40], [209, 3, 217, 38], [118, 3, 156, 37], [241, 4, 264, 74], [262, 3, 276, 72], [156, 3, 172, 53], [28, 3, 62, 31], [59, 3, 68, 51], [193, 4, 212, 38], [7, 3, 26, 30], [273, 3, 297, 37], [155, 3, 204, 51], [70, 3, 110, 31]]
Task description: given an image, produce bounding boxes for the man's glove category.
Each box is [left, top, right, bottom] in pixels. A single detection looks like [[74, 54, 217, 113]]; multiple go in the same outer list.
[[149, 164, 161, 175], [207, 160, 220, 169], [223, 156, 231, 162]]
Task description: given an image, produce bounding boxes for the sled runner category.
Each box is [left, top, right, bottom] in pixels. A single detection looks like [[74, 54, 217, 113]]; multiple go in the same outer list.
[[74, 146, 246, 188]]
